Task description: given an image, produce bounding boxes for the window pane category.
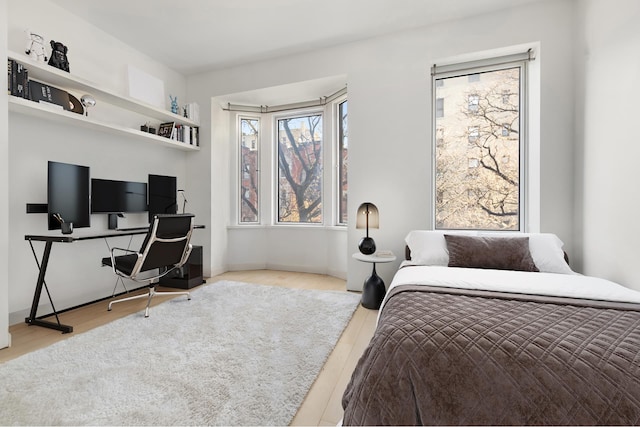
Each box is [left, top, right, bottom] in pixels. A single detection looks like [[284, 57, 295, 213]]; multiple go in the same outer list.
[[435, 98, 444, 118], [435, 67, 521, 230], [277, 114, 323, 223], [240, 118, 259, 223], [338, 101, 348, 224], [468, 94, 479, 113]]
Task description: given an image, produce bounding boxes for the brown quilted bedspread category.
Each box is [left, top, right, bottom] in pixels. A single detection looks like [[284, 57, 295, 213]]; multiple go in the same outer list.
[[342, 285, 640, 425]]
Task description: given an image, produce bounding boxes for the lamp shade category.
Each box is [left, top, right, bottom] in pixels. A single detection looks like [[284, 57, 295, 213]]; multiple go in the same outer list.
[[356, 203, 379, 230], [356, 202, 379, 255]]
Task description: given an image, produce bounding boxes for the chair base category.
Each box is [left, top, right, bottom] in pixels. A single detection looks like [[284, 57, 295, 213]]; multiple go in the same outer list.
[[108, 285, 191, 317]]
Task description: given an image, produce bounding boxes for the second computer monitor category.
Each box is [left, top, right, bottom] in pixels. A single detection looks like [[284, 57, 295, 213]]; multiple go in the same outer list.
[[91, 179, 148, 214], [148, 174, 177, 222]]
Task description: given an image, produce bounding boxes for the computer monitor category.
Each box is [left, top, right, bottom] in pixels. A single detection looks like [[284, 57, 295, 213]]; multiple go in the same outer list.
[[47, 161, 91, 230], [148, 174, 177, 222], [91, 179, 148, 213]]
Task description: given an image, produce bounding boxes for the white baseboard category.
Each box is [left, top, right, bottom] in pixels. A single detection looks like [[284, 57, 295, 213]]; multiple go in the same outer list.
[[225, 263, 347, 281], [226, 262, 267, 272], [9, 308, 33, 326]]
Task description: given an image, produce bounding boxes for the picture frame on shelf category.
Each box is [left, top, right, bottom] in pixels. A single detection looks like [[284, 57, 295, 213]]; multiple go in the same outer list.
[[157, 122, 175, 139]]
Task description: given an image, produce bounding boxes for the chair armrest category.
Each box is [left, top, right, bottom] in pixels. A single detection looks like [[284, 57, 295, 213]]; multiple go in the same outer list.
[[105, 247, 141, 277], [111, 247, 138, 256]]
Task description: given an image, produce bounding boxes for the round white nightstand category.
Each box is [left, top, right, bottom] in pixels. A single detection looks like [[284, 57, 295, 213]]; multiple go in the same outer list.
[[353, 251, 397, 309]]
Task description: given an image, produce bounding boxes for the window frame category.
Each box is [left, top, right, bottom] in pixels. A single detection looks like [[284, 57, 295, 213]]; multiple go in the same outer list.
[[237, 115, 261, 225], [273, 109, 325, 226], [336, 98, 348, 226], [432, 53, 531, 232]]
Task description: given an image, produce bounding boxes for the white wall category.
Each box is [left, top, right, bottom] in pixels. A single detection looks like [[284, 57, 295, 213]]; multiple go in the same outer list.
[[188, 0, 577, 291], [1, 1, 11, 347], [6, 2, 186, 111], [227, 227, 347, 279], [6, 0, 196, 323], [576, 0, 640, 290]]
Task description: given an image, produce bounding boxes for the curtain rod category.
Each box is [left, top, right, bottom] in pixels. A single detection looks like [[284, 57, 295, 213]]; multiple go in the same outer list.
[[223, 87, 347, 114], [432, 49, 535, 76]]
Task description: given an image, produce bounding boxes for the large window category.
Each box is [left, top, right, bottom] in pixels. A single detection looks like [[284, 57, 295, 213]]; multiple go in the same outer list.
[[277, 113, 323, 223], [433, 53, 531, 231], [239, 117, 260, 223], [338, 100, 348, 224]]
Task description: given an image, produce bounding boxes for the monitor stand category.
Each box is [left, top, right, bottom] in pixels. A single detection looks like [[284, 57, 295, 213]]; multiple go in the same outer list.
[[108, 213, 124, 230]]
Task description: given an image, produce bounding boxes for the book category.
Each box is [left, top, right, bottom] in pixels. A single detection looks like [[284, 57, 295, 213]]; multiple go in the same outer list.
[[7, 59, 12, 95], [37, 100, 64, 111], [8, 60, 31, 99], [157, 122, 175, 139], [23, 67, 29, 99], [184, 102, 199, 123], [183, 125, 190, 144], [29, 80, 70, 110], [374, 250, 395, 258], [16, 63, 29, 99], [192, 127, 199, 146]]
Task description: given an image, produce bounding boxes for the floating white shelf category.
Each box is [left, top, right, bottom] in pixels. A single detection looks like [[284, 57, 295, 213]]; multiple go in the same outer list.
[[8, 50, 200, 151], [9, 97, 199, 152]]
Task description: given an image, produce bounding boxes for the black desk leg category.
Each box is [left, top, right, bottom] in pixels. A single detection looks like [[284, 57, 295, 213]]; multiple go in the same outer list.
[[361, 263, 386, 310], [25, 240, 73, 333]]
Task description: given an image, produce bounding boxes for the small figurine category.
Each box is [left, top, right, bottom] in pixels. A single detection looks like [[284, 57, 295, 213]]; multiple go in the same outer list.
[[25, 29, 47, 62], [170, 95, 178, 114], [48, 40, 70, 72]]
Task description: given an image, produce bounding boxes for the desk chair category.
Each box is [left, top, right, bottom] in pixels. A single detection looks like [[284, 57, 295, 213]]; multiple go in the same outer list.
[[103, 213, 194, 317]]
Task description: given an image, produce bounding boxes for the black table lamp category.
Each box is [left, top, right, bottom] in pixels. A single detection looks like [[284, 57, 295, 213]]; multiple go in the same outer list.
[[356, 202, 379, 255]]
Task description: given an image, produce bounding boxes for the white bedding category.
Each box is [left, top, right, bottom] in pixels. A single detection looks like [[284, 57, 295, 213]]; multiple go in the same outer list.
[[385, 264, 640, 311]]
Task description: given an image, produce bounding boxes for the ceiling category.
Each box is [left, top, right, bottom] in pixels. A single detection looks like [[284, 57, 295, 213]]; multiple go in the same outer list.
[[50, 0, 542, 76]]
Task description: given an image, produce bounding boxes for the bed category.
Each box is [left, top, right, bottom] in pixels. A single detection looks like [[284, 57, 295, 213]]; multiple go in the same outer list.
[[342, 231, 640, 425]]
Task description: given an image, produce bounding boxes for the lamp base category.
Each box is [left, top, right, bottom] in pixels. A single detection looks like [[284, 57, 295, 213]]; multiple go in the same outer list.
[[358, 237, 376, 255]]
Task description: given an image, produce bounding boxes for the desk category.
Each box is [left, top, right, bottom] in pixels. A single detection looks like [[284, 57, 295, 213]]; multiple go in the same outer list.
[[24, 225, 204, 333]]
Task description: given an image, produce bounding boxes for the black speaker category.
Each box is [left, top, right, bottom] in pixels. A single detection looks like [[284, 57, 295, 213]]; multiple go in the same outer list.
[[159, 245, 204, 289]]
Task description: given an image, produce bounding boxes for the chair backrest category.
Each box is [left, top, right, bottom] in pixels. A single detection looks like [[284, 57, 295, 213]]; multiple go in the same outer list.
[[132, 213, 194, 278]]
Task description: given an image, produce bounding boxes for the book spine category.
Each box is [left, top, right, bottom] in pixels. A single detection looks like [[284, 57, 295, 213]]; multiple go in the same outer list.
[[7, 59, 12, 95], [184, 102, 200, 123], [23, 68, 29, 99], [16, 63, 26, 99], [183, 125, 190, 144], [10, 59, 17, 97]]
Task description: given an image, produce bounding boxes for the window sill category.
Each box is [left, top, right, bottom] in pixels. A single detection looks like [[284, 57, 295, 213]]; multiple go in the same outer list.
[[227, 224, 347, 232]]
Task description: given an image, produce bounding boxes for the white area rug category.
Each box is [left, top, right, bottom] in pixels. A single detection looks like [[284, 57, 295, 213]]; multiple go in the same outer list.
[[0, 281, 361, 426]]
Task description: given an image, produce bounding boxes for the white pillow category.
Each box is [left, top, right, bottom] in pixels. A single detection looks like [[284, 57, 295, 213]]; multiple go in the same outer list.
[[405, 230, 448, 266], [406, 230, 574, 274], [527, 233, 575, 275], [405, 230, 477, 266]]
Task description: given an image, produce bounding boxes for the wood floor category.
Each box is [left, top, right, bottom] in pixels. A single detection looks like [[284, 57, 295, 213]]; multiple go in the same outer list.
[[0, 270, 378, 426]]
